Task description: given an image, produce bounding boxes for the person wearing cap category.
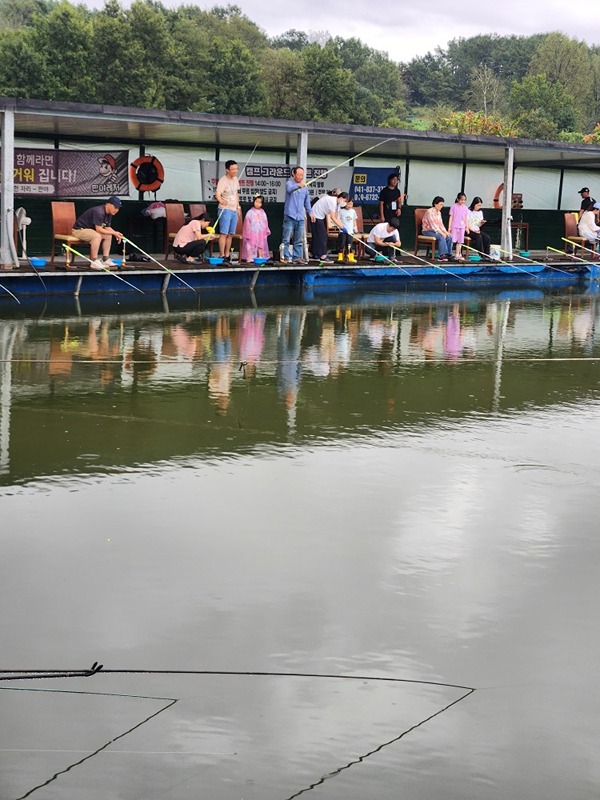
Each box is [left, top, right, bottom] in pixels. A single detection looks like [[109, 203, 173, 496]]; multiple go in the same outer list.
[[72, 196, 123, 270], [366, 217, 401, 259], [577, 197, 600, 250], [309, 189, 349, 260], [579, 187, 596, 210]]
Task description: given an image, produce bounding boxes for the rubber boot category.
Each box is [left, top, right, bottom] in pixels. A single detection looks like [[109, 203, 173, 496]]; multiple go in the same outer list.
[[347, 252, 356, 264], [337, 251, 344, 263]]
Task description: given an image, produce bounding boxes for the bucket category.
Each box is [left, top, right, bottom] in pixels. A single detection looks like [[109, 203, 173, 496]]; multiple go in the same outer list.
[[489, 245, 501, 260]]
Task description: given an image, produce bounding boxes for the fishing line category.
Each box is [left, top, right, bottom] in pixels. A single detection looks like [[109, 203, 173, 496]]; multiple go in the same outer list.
[[63, 245, 145, 295], [302, 137, 394, 189], [462, 243, 539, 279], [493, 244, 572, 276], [392, 244, 467, 282], [120, 236, 197, 294], [0, 664, 474, 692]]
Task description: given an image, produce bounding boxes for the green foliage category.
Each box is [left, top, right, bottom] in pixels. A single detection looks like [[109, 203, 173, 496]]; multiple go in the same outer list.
[[510, 74, 578, 135], [301, 42, 355, 123], [433, 110, 518, 137], [270, 28, 308, 51], [205, 37, 266, 116], [261, 47, 309, 119], [0, 2, 594, 142]]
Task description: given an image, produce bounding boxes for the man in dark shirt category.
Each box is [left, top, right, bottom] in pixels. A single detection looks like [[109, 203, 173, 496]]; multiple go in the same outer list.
[[378, 173, 404, 223], [579, 187, 596, 209], [72, 196, 123, 269]]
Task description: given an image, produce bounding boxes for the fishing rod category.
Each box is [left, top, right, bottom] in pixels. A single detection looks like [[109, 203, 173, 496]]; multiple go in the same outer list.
[[390, 244, 467, 282], [461, 243, 538, 279], [547, 245, 595, 267], [358, 239, 414, 278], [561, 237, 600, 261], [121, 236, 197, 294], [0, 280, 20, 304], [63, 245, 145, 295], [302, 137, 394, 189], [493, 244, 572, 276]]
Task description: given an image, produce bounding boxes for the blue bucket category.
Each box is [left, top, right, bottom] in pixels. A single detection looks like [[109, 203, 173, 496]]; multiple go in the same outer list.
[[29, 257, 47, 268]]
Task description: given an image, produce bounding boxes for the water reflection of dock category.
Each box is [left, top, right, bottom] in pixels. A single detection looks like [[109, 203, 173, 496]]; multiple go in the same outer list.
[[1, 290, 599, 484]]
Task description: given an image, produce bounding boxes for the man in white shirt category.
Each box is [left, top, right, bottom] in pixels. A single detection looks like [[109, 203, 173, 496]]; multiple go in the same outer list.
[[366, 218, 400, 259], [215, 160, 240, 262]]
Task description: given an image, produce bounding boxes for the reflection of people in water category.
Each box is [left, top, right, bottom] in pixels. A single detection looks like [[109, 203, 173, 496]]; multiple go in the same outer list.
[[276, 310, 305, 426], [444, 304, 463, 361], [239, 311, 266, 378], [208, 316, 233, 414], [124, 329, 158, 382], [169, 325, 199, 359]]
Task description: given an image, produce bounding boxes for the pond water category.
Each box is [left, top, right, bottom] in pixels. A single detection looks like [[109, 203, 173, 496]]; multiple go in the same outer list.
[[1, 287, 600, 799]]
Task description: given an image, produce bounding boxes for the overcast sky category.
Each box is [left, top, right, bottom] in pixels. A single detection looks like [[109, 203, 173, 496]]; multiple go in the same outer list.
[[91, 0, 600, 62]]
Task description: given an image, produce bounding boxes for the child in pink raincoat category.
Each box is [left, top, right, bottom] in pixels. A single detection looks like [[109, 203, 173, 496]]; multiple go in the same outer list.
[[242, 195, 271, 262], [448, 192, 470, 261]]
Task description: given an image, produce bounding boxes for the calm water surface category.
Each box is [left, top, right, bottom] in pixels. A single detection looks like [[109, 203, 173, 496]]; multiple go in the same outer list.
[[1, 288, 600, 798]]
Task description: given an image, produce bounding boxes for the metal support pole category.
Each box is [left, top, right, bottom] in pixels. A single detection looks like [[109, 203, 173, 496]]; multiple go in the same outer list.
[[297, 130, 308, 171], [1, 103, 15, 269], [501, 146, 514, 260]]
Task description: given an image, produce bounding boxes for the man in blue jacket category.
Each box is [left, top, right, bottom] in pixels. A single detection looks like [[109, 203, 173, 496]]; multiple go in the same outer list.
[[282, 166, 312, 264]]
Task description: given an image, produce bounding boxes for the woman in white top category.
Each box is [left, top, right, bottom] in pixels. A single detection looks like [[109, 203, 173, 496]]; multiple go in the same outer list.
[[578, 197, 600, 249], [310, 189, 349, 260], [467, 196, 491, 256]]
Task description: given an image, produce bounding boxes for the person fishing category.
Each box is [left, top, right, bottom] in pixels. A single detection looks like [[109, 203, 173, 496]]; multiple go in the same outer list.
[[172, 213, 215, 264], [310, 189, 349, 261], [71, 196, 123, 270]]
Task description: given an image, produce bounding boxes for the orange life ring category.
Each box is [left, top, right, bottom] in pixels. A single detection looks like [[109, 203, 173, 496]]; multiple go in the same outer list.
[[493, 183, 504, 208], [129, 155, 165, 192]]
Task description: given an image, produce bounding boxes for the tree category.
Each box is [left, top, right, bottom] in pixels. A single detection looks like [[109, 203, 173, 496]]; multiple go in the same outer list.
[[261, 47, 309, 119], [528, 33, 590, 93], [301, 42, 356, 123], [510, 74, 578, 136], [89, 1, 164, 109], [433, 109, 518, 136], [0, 28, 45, 96], [30, 1, 94, 101], [270, 28, 308, 51], [205, 37, 266, 115], [0, 0, 51, 30], [404, 51, 455, 107], [465, 64, 503, 115]]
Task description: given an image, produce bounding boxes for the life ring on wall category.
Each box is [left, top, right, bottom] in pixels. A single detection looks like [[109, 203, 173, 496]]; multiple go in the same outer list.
[[129, 155, 165, 192], [493, 183, 504, 208]]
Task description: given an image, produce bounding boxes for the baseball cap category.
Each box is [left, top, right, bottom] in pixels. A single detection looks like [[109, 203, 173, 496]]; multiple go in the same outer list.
[[99, 154, 116, 170], [107, 195, 122, 208], [578, 187, 590, 194], [593, 202, 600, 210]]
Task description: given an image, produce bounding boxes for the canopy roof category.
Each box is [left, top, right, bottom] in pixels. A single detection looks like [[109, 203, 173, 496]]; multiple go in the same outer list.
[[3, 96, 600, 169]]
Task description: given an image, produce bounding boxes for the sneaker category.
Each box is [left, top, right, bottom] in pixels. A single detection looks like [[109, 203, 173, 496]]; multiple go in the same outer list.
[[103, 258, 117, 267], [438, 255, 449, 262], [89, 259, 105, 270], [293, 258, 308, 265]]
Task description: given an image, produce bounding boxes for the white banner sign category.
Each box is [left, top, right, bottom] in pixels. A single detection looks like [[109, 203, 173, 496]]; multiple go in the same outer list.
[[199, 160, 353, 204]]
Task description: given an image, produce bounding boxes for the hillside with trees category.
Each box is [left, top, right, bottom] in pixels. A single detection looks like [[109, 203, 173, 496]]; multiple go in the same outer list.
[[0, 0, 598, 141]]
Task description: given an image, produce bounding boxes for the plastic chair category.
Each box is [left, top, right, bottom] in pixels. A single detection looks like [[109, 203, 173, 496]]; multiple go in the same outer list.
[[564, 212, 586, 256], [414, 208, 438, 258], [51, 201, 85, 267], [164, 203, 185, 260]]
